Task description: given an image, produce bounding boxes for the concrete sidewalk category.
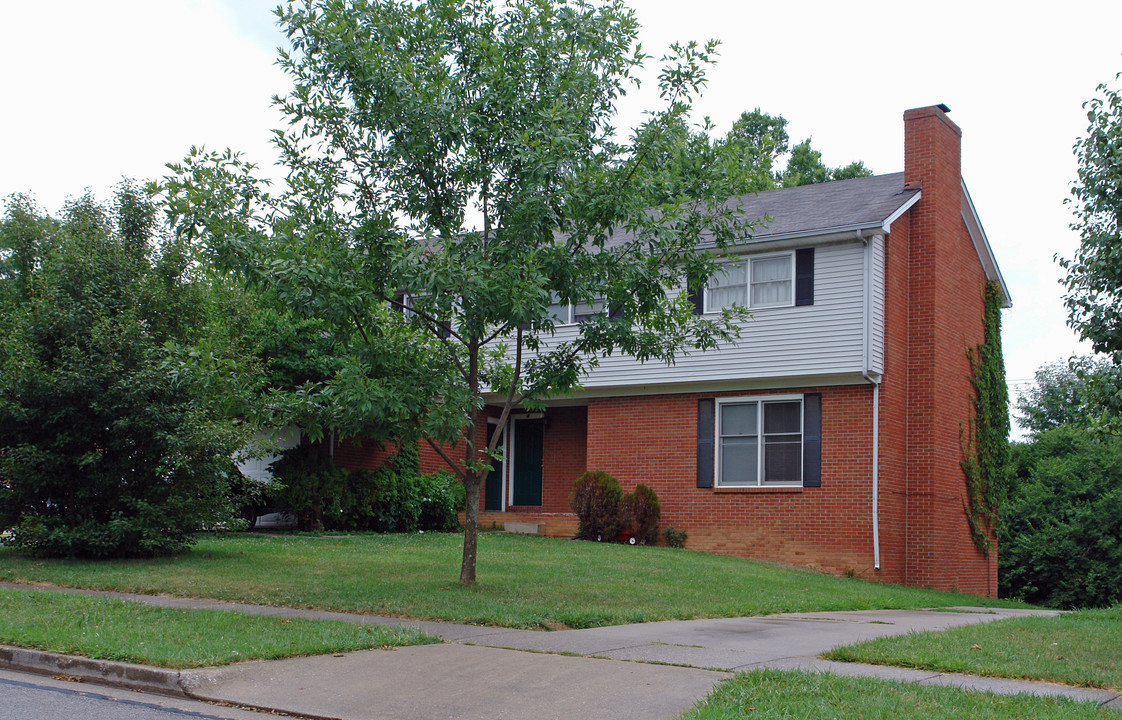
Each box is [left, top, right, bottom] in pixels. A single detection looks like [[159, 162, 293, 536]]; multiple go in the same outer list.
[[2, 582, 1120, 719]]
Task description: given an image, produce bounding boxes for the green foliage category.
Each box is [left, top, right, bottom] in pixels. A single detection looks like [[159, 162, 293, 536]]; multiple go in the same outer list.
[[269, 444, 349, 532], [620, 483, 661, 544], [269, 441, 461, 533], [1015, 356, 1113, 434], [570, 470, 623, 541], [663, 525, 688, 549], [1059, 73, 1122, 433], [999, 427, 1122, 608], [961, 281, 1009, 555], [780, 139, 872, 187], [0, 186, 253, 558]]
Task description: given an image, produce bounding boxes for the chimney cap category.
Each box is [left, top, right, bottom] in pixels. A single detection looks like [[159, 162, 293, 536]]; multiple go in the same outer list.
[[936, 103, 951, 113]]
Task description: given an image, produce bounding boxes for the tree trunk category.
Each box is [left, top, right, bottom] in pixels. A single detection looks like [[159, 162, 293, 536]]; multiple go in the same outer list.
[[459, 471, 482, 586]]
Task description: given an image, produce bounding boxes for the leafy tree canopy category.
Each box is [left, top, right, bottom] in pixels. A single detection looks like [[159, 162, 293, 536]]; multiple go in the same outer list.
[[1015, 356, 1114, 435], [1059, 73, 1122, 431], [0, 184, 257, 557]]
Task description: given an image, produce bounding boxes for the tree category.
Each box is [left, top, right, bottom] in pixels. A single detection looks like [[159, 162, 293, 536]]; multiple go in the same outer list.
[[780, 139, 872, 187], [161, 0, 759, 585], [1015, 356, 1113, 435], [1059, 73, 1122, 430], [0, 185, 254, 557]]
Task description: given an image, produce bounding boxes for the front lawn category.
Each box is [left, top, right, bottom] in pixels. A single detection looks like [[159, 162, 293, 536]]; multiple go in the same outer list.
[[678, 669, 1113, 720], [0, 532, 1022, 629], [822, 605, 1122, 690], [0, 588, 437, 668]]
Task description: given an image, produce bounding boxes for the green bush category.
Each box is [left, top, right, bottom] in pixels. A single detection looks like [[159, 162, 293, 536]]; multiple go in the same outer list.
[[269, 444, 348, 531], [570, 470, 622, 541], [415, 470, 465, 532], [663, 525, 687, 549], [999, 427, 1122, 608], [620, 483, 661, 544]]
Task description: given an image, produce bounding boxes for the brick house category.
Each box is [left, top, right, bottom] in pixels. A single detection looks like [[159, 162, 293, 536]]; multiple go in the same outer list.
[[334, 104, 1009, 597]]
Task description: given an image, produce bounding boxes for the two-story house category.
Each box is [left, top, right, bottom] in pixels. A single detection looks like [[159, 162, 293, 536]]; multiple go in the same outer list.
[[334, 104, 1009, 597]]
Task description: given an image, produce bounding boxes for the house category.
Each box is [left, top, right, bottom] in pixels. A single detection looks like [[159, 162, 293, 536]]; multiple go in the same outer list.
[[333, 104, 1010, 597]]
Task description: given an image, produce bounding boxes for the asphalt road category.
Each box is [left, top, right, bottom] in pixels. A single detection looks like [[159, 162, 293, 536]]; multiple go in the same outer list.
[[0, 670, 272, 720]]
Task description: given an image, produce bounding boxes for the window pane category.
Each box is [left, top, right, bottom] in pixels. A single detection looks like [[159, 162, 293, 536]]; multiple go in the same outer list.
[[547, 292, 570, 324], [752, 257, 791, 282], [721, 402, 758, 436], [573, 297, 605, 322], [764, 401, 801, 434], [763, 440, 801, 483], [707, 262, 747, 311], [750, 256, 792, 307], [721, 437, 758, 486]]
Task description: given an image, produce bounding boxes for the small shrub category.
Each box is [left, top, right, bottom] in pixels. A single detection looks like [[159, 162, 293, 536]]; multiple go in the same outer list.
[[620, 484, 661, 544], [570, 470, 622, 541], [664, 525, 687, 549], [415, 470, 465, 532], [353, 464, 421, 533]]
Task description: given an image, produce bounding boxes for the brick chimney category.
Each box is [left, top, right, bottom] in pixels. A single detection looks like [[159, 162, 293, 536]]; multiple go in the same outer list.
[[898, 104, 996, 596]]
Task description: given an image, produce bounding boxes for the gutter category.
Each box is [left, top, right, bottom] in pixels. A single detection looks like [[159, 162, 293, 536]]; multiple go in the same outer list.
[[858, 230, 882, 571]]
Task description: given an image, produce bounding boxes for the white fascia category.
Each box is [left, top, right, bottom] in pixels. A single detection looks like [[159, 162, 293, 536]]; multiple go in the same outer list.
[[961, 179, 1012, 308]]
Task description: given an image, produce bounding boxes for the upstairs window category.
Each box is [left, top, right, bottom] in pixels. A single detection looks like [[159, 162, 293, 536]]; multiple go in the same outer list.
[[704, 252, 795, 312]]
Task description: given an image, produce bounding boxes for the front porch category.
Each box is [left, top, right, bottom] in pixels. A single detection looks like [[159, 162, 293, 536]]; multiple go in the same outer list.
[[475, 510, 579, 539]]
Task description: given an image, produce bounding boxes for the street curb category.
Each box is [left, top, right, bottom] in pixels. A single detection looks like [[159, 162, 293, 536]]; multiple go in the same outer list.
[[0, 644, 203, 697]]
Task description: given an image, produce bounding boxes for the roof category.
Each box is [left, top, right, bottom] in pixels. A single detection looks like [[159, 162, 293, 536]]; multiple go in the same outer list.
[[718, 172, 920, 244], [602, 172, 920, 251]]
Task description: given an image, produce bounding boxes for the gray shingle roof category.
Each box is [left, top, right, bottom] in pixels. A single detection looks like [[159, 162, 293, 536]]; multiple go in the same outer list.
[[602, 172, 918, 249], [727, 172, 917, 242]]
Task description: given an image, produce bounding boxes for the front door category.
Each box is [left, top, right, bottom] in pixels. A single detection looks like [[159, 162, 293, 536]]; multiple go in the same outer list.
[[511, 417, 544, 507], [484, 422, 504, 512]]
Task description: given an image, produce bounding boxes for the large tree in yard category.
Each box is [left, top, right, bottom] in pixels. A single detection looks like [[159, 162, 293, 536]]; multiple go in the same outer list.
[[162, 0, 755, 585], [1059, 72, 1122, 432]]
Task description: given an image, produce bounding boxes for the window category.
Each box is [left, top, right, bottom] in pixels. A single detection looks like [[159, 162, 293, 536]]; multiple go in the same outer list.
[[716, 396, 803, 486], [704, 252, 794, 312], [547, 293, 607, 325]]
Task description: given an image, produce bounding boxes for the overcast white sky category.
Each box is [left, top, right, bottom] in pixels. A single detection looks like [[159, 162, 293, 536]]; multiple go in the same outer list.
[[3, 0, 1120, 430]]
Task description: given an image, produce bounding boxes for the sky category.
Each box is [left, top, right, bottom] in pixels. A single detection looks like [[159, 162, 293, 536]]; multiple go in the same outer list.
[[3, 0, 1121, 433]]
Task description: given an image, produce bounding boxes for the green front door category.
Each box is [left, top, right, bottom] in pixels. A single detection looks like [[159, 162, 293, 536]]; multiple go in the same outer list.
[[511, 417, 543, 506], [484, 422, 503, 512]]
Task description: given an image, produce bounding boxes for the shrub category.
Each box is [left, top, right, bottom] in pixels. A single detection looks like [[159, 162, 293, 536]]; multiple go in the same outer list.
[[570, 470, 622, 541], [620, 484, 661, 544], [350, 463, 421, 533], [269, 444, 348, 531], [664, 526, 687, 549], [999, 427, 1122, 608], [415, 470, 464, 532]]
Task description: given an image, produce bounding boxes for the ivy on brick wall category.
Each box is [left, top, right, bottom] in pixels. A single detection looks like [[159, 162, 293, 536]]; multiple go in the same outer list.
[[961, 281, 1010, 555]]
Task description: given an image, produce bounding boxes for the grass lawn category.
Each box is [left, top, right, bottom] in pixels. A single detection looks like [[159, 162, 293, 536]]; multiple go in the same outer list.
[[822, 605, 1122, 690], [0, 532, 1023, 629], [678, 669, 1115, 720], [0, 587, 437, 668]]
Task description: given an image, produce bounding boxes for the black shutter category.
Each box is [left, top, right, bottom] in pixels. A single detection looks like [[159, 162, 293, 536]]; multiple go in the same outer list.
[[688, 286, 704, 315], [795, 248, 814, 306], [802, 393, 822, 487], [697, 398, 715, 488]]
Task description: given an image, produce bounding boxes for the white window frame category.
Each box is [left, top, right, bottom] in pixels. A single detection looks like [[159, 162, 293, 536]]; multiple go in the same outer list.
[[548, 293, 608, 326], [703, 251, 795, 313], [714, 394, 804, 487]]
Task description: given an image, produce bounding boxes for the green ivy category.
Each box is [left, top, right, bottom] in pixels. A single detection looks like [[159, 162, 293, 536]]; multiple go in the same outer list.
[[961, 281, 1010, 555]]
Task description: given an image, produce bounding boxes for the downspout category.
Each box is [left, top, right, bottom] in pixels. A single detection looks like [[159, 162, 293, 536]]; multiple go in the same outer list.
[[858, 230, 882, 571]]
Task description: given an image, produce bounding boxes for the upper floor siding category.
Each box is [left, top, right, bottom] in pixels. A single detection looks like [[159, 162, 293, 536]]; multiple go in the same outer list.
[[520, 238, 887, 393]]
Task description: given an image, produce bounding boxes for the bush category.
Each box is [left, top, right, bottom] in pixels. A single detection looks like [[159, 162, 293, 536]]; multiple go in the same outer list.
[[269, 444, 348, 531], [570, 470, 622, 541], [620, 483, 661, 544], [415, 470, 465, 532], [664, 526, 687, 549], [999, 427, 1122, 608]]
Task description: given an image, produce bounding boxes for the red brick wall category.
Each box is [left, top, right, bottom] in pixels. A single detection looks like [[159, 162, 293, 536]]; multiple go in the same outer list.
[[585, 386, 880, 577], [900, 105, 996, 596]]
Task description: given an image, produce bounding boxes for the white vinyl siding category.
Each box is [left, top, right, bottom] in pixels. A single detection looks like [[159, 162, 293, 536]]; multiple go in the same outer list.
[[515, 241, 876, 388], [870, 234, 886, 374]]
